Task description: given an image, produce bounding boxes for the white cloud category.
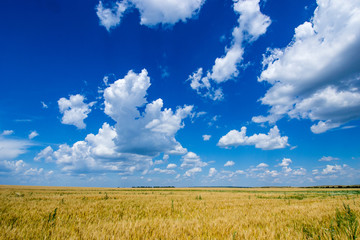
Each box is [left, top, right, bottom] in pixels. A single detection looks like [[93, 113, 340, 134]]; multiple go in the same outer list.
[[180, 152, 207, 178], [0, 136, 32, 160], [154, 160, 164, 165], [96, 0, 204, 30], [264, 169, 279, 177], [188, 68, 224, 101], [255, 0, 360, 133], [184, 167, 202, 177], [28, 131, 39, 140], [153, 167, 176, 174], [208, 167, 217, 177], [130, 0, 205, 26], [58, 94, 95, 129], [188, 0, 271, 100], [96, 1, 128, 31], [0, 160, 26, 173], [167, 163, 177, 169], [235, 170, 245, 174], [256, 163, 268, 168], [319, 156, 340, 162], [321, 164, 343, 175], [202, 134, 211, 141], [1, 130, 14, 136], [45, 69, 192, 175], [24, 167, 44, 176], [224, 161, 235, 167], [50, 123, 153, 174], [0, 159, 54, 179], [217, 126, 289, 150], [34, 146, 54, 162], [216, 169, 246, 180], [181, 152, 207, 168], [293, 168, 306, 176], [278, 158, 292, 167], [104, 69, 192, 156]]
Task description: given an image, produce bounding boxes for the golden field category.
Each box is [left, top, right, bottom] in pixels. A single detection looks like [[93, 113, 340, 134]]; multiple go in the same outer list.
[[0, 185, 359, 239]]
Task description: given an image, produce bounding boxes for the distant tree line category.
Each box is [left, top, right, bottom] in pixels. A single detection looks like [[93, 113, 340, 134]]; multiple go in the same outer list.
[[303, 185, 360, 188], [131, 186, 175, 188]]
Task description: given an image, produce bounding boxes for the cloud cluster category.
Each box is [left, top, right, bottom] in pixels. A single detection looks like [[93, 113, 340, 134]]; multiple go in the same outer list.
[[58, 94, 95, 129], [312, 164, 358, 181], [0, 159, 52, 180], [37, 69, 193, 175], [217, 126, 288, 150], [0, 159, 26, 174], [96, 0, 205, 31], [255, 0, 360, 133], [246, 158, 307, 181], [181, 152, 207, 177], [188, 0, 271, 100], [96, 1, 128, 31], [207, 157, 358, 185]]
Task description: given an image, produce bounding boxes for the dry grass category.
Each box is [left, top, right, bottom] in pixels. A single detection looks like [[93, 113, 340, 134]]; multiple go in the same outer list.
[[0, 185, 359, 239]]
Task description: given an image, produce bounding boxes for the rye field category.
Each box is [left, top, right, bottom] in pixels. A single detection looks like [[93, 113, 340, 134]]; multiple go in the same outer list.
[[0, 185, 359, 239]]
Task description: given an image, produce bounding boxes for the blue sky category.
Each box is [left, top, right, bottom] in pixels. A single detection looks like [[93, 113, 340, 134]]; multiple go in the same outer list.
[[1, 0, 360, 187]]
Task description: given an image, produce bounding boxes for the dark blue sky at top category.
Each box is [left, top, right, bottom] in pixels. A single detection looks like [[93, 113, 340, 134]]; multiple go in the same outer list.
[[0, 0, 359, 187]]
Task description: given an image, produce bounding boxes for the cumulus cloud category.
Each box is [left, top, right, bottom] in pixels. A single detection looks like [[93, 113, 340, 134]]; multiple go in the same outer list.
[[28, 131, 39, 140], [184, 167, 202, 177], [243, 159, 310, 183], [181, 152, 207, 168], [181, 152, 207, 177], [208, 167, 217, 177], [217, 126, 289, 150], [153, 167, 176, 174], [58, 94, 95, 129], [130, 0, 205, 26], [96, 1, 128, 31], [0, 160, 26, 174], [278, 158, 292, 167], [97, 0, 204, 30], [188, 0, 271, 100], [321, 164, 344, 175], [0, 136, 32, 160], [0, 159, 53, 179], [224, 161, 235, 167], [256, 163, 268, 168], [292, 168, 306, 176], [104, 69, 192, 156], [34, 146, 54, 162], [255, 0, 360, 133], [50, 123, 152, 173], [43, 69, 193, 174], [202, 134, 211, 141], [167, 163, 177, 169], [319, 156, 340, 162]]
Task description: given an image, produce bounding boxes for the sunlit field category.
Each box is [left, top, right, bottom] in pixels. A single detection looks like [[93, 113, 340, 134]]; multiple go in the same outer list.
[[1, 185, 359, 239]]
